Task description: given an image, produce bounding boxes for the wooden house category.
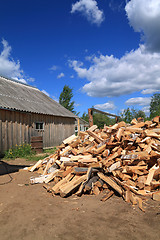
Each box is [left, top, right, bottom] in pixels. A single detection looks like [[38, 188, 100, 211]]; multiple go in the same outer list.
[[75, 117, 89, 134], [0, 76, 76, 153]]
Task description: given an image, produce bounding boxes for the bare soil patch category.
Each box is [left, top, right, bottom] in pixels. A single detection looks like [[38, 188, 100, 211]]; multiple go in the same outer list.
[[0, 159, 160, 240]]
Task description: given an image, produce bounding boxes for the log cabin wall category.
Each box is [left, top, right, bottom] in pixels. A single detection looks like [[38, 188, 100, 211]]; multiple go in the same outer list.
[[0, 109, 75, 153]]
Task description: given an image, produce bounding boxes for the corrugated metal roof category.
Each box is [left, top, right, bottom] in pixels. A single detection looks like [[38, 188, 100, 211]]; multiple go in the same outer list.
[[75, 117, 89, 126], [0, 76, 76, 118]]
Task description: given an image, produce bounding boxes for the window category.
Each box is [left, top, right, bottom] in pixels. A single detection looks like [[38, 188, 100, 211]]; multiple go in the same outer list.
[[35, 122, 44, 130]]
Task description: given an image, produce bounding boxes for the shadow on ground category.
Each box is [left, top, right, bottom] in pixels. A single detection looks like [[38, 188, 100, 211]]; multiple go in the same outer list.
[[0, 160, 29, 176]]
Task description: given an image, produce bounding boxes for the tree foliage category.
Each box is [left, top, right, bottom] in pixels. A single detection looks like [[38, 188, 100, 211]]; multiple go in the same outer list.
[[150, 93, 160, 119], [59, 85, 75, 113], [120, 108, 146, 123], [81, 112, 116, 129]]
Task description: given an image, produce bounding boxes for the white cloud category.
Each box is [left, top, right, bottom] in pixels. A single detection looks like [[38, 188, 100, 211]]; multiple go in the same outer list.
[[74, 103, 81, 107], [142, 106, 150, 115], [71, 0, 104, 26], [125, 97, 151, 106], [71, 45, 160, 97], [109, 0, 124, 12], [141, 89, 160, 95], [125, 0, 160, 52], [57, 72, 65, 79], [0, 39, 24, 81], [41, 89, 50, 97], [71, 1, 160, 98], [70, 75, 74, 78], [52, 95, 59, 102], [0, 39, 33, 83], [50, 65, 58, 71], [94, 102, 116, 111]]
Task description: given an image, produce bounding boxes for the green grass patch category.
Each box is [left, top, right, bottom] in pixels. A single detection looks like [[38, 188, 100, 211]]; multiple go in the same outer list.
[[4, 143, 33, 159], [25, 154, 49, 161], [3, 144, 57, 161], [43, 147, 57, 154]]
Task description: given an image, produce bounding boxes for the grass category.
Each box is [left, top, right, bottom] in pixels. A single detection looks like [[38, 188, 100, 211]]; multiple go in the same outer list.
[[3, 144, 57, 161], [43, 147, 57, 154]]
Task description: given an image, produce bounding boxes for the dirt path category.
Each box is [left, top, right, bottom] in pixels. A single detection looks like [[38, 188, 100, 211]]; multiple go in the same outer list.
[[0, 159, 160, 240]]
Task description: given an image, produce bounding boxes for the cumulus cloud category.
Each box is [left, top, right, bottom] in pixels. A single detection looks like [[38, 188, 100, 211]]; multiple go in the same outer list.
[[141, 89, 160, 95], [0, 39, 24, 81], [70, 1, 160, 98], [142, 106, 150, 115], [74, 103, 81, 107], [109, 0, 125, 12], [94, 102, 116, 110], [52, 95, 59, 102], [57, 72, 65, 79], [71, 45, 160, 97], [125, 97, 151, 106], [41, 89, 50, 97], [0, 39, 33, 83], [71, 0, 104, 26], [125, 0, 160, 52], [50, 65, 58, 71]]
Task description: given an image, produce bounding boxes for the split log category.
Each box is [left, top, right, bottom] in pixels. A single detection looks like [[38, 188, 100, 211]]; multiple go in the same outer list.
[[59, 174, 87, 197], [101, 190, 114, 202], [98, 172, 123, 196]]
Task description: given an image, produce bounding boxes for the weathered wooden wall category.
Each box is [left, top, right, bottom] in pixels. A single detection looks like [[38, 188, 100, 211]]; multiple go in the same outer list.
[[0, 109, 75, 153]]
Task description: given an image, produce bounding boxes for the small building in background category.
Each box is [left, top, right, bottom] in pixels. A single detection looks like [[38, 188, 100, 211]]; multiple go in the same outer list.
[[0, 76, 76, 153], [75, 117, 89, 134]]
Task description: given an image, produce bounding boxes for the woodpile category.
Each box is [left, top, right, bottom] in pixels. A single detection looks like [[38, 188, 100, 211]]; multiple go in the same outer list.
[[27, 116, 160, 211]]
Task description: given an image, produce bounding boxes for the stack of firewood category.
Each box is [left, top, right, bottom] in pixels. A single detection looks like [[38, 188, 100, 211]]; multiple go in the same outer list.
[[27, 116, 160, 211]]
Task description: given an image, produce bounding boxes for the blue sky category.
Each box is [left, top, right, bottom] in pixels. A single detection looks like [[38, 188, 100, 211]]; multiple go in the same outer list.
[[0, 0, 160, 116]]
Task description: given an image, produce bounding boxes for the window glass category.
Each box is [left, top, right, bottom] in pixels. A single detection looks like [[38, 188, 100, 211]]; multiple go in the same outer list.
[[35, 122, 44, 130]]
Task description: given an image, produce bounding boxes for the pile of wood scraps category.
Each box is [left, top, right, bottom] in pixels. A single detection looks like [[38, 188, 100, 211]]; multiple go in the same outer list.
[[26, 116, 160, 211]]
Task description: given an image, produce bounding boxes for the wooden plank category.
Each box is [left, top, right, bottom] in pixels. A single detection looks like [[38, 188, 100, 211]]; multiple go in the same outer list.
[[145, 130, 160, 139], [59, 174, 87, 197], [125, 127, 143, 133], [52, 173, 73, 194], [29, 160, 43, 172], [145, 164, 158, 186], [152, 192, 160, 201], [98, 172, 123, 196], [84, 176, 99, 192], [76, 167, 92, 196], [72, 167, 98, 175], [108, 161, 121, 172], [87, 125, 98, 132], [87, 130, 103, 143], [44, 169, 59, 183], [115, 128, 123, 142], [94, 144, 106, 154], [130, 122, 145, 128], [101, 190, 114, 202], [63, 134, 77, 145]]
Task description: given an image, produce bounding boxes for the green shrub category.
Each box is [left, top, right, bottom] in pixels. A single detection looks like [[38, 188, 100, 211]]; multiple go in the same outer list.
[[4, 143, 33, 159]]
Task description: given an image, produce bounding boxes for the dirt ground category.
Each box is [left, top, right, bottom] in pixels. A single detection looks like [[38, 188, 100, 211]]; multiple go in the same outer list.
[[0, 159, 160, 240]]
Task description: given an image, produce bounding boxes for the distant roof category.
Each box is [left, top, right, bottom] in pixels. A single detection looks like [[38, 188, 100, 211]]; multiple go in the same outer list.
[[0, 76, 76, 118], [75, 117, 89, 126]]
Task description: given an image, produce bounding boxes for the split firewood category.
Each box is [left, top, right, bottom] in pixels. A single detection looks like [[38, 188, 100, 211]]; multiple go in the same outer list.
[[101, 190, 114, 202], [98, 172, 123, 196], [27, 116, 160, 211], [30, 160, 43, 172]]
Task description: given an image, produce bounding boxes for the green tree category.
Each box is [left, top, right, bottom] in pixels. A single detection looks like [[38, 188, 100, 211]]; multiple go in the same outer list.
[[59, 85, 75, 113], [120, 108, 146, 123], [120, 108, 133, 123], [150, 93, 160, 119], [81, 112, 89, 122], [81, 112, 115, 128], [134, 110, 146, 119]]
